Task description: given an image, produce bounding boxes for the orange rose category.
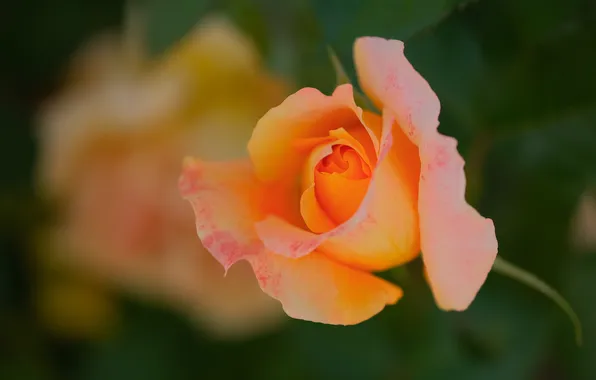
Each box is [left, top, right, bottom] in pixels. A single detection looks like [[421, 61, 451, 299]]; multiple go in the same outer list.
[[37, 16, 286, 337], [179, 37, 498, 324]]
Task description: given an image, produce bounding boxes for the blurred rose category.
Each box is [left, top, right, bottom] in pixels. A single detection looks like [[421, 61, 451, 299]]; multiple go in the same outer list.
[[571, 188, 596, 253], [180, 37, 498, 324], [36, 15, 286, 338], [33, 231, 118, 339]]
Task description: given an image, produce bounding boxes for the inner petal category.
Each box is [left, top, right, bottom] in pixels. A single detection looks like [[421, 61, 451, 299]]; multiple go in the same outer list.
[[296, 127, 376, 235], [315, 171, 370, 226], [315, 144, 372, 225], [299, 185, 337, 234], [317, 145, 370, 179]]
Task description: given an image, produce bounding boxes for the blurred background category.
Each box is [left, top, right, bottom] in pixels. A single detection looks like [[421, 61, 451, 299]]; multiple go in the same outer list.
[[2, 0, 596, 379]]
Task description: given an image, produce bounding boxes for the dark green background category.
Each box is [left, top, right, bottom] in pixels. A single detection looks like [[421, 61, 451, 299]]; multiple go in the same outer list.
[[2, 0, 596, 379]]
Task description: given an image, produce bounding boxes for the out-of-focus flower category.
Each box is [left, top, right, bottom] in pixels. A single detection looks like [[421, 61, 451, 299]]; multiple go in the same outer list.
[[180, 37, 498, 324], [36, 15, 286, 338], [570, 188, 596, 253], [33, 231, 118, 339]]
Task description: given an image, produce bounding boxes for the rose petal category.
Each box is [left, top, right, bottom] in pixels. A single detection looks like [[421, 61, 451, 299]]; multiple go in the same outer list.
[[314, 171, 370, 225], [353, 37, 440, 144], [179, 157, 403, 323], [179, 158, 263, 270], [417, 133, 498, 310], [300, 185, 337, 234], [328, 127, 376, 168], [248, 251, 402, 325], [354, 36, 498, 310]]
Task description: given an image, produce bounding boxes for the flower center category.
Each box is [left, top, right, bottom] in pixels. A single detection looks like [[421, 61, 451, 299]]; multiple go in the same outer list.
[[316, 145, 371, 180], [310, 144, 372, 227]]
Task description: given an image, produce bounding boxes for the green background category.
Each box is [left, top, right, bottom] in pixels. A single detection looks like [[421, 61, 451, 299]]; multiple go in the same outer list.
[[2, 0, 596, 379]]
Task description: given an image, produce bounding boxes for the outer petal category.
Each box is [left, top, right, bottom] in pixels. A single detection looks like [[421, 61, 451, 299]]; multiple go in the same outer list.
[[179, 158, 402, 323], [179, 158, 263, 270], [353, 37, 440, 144], [354, 37, 498, 310], [417, 132, 497, 310], [248, 251, 402, 325]]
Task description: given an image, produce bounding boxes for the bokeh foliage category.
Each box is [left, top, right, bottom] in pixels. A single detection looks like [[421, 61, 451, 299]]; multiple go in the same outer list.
[[2, 0, 596, 379]]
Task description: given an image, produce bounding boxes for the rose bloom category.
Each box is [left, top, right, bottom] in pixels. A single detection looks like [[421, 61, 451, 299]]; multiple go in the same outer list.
[[37, 16, 286, 337], [180, 37, 499, 324]]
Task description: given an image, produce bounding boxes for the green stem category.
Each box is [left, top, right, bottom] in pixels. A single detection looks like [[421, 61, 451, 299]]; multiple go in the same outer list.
[[492, 256, 583, 346]]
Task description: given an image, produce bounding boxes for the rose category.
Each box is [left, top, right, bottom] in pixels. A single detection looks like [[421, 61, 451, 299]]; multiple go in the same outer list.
[[179, 37, 498, 324], [36, 15, 286, 337]]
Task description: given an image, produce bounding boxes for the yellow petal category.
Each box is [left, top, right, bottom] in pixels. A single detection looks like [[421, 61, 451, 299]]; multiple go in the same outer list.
[[299, 185, 337, 234]]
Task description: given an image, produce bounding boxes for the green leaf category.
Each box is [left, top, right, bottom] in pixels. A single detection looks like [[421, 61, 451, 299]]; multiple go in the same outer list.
[[492, 256, 583, 346], [314, 0, 474, 53], [326, 46, 376, 112]]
